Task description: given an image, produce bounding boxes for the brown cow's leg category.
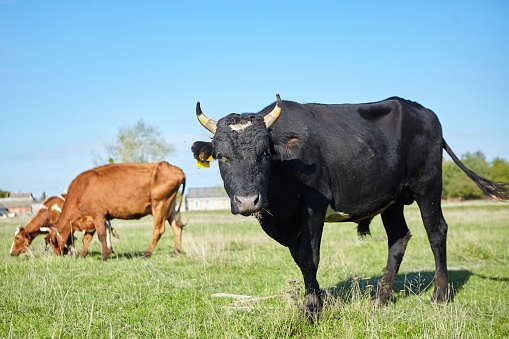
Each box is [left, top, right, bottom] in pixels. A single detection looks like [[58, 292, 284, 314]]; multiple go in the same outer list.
[[79, 223, 113, 257], [81, 232, 94, 257], [143, 207, 167, 258], [105, 221, 115, 255], [169, 210, 184, 256], [52, 226, 71, 256], [93, 215, 109, 261]]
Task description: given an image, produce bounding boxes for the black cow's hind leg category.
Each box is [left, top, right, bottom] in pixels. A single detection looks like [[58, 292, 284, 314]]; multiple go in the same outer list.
[[377, 199, 412, 306], [416, 197, 450, 303]]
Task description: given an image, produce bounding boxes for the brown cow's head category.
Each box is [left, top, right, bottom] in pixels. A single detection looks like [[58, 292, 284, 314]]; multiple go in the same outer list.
[[192, 95, 282, 215], [10, 226, 33, 256], [10, 195, 66, 256]]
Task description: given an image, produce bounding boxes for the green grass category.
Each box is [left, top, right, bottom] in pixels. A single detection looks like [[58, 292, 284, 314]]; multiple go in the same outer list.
[[1, 201, 508, 338]]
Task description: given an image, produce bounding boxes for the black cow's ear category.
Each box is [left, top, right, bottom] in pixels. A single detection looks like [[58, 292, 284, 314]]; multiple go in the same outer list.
[[192, 141, 215, 164], [272, 133, 305, 161]]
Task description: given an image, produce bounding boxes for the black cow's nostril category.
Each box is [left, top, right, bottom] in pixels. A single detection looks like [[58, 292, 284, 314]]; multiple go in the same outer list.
[[234, 195, 243, 207], [233, 194, 262, 215]]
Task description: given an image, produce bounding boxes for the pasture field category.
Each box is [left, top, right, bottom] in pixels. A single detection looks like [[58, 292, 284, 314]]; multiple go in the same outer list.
[[1, 201, 508, 338]]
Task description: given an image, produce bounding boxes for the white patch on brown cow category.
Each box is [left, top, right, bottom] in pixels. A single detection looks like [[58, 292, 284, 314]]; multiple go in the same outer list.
[[10, 227, 21, 254], [105, 221, 112, 251], [229, 121, 252, 132], [51, 204, 62, 213]]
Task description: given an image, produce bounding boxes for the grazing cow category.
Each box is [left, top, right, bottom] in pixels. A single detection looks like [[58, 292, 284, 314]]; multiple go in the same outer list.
[[10, 194, 116, 257], [192, 95, 509, 314], [51, 161, 186, 261]]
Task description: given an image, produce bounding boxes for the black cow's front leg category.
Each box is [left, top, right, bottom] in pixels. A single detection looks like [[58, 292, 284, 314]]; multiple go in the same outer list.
[[288, 205, 325, 315]]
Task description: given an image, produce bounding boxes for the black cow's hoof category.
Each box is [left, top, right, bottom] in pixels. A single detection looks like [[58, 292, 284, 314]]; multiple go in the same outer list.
[[303, 293, 323, 318], [373, 289, 395, 307], [431, 286, 452, 304]]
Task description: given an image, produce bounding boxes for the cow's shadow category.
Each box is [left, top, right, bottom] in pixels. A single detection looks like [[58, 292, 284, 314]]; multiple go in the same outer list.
[[324, 269, 472, 303], [84, 251, 148, 259], [84, 250, 183, 260]]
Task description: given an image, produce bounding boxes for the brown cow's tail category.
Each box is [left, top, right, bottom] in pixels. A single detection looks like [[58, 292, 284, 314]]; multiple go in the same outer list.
[[443, 140, 509, 200], [177, 176, 186, 213], [175, 176, 187, 228]]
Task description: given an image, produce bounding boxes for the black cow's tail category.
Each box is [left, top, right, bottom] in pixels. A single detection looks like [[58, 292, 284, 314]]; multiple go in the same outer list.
[[443, 140, 509, 201]]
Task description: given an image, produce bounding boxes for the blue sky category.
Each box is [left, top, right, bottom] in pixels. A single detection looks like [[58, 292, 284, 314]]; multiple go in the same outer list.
[[1, 1, 508, 198]]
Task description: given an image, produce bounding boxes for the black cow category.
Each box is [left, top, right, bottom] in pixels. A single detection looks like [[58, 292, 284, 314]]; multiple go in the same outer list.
[[192, 95, 509, 314]]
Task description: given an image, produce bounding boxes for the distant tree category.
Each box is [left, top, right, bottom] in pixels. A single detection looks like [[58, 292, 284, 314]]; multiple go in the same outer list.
[[92, 120, 174, 165], [491, 158, 509, 184], [458, 151, 491, 199], [441, 159, 460, 199], [40, 192, 47, 201], [462, 151, 491, 177], [0, 189, 10, 198]]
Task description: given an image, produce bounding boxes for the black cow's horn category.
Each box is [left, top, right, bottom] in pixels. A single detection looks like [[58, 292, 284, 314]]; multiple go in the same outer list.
[[196, 102, 217, 134], [263, 94, 282, 128]]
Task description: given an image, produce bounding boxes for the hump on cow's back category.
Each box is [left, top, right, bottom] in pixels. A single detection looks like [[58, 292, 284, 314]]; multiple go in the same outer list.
[[357, 99, 399, 120], [152, 161, 185, 183]]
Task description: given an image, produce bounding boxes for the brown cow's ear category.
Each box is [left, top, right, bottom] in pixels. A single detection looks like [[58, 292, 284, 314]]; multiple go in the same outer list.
[[49, 208, 60, 225]]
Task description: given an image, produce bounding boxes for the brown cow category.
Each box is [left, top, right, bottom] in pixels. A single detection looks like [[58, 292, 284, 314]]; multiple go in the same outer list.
[[10, 194, 116, 257], [50, 161, 186, 260]]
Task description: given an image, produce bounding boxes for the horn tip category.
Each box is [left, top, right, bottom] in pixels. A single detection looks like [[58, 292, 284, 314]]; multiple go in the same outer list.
[[196, 101, 202, 116], [275, 94, 281, 106]]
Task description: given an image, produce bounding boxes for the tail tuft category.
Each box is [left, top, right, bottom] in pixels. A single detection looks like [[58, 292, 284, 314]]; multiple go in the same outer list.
[[470, 176, 509, 201], [444, 141, 509, 201]]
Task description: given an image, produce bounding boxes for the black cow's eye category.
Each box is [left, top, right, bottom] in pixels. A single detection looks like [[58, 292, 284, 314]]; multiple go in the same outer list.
[[257, 149, 270, 162], [216, 153, 228, 162]]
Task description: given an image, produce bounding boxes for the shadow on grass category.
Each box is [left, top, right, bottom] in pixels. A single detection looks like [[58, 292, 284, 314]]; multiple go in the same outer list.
[[83, 250, 184, 260], [472, 273, 509, 282], [325, 269, 472, 304], [84, 251, 147, 260]]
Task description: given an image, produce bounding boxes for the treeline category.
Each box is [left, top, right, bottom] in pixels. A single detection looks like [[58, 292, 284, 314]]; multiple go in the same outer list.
[[443, 151, 509, 200]]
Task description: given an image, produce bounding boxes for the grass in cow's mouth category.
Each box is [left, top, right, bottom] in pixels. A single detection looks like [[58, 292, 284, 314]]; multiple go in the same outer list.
[[1, 201, 508, 338]]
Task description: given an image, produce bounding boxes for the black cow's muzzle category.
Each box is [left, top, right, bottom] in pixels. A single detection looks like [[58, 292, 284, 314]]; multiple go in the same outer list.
[[233, 193, 262, 216]]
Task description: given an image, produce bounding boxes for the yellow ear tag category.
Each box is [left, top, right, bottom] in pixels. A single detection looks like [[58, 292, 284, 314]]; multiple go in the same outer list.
[[196, 160, 210, 168], [196, 156, 214, 169]]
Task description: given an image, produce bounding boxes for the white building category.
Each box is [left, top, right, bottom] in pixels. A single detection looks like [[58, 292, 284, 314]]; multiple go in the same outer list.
[[186, 187, 230, 211]]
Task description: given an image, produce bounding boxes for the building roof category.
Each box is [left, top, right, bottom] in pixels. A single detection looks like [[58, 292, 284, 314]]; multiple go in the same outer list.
[[9, 192, 33, 199], [187, 187, 228, 199], [0, 192, 34, 208]]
